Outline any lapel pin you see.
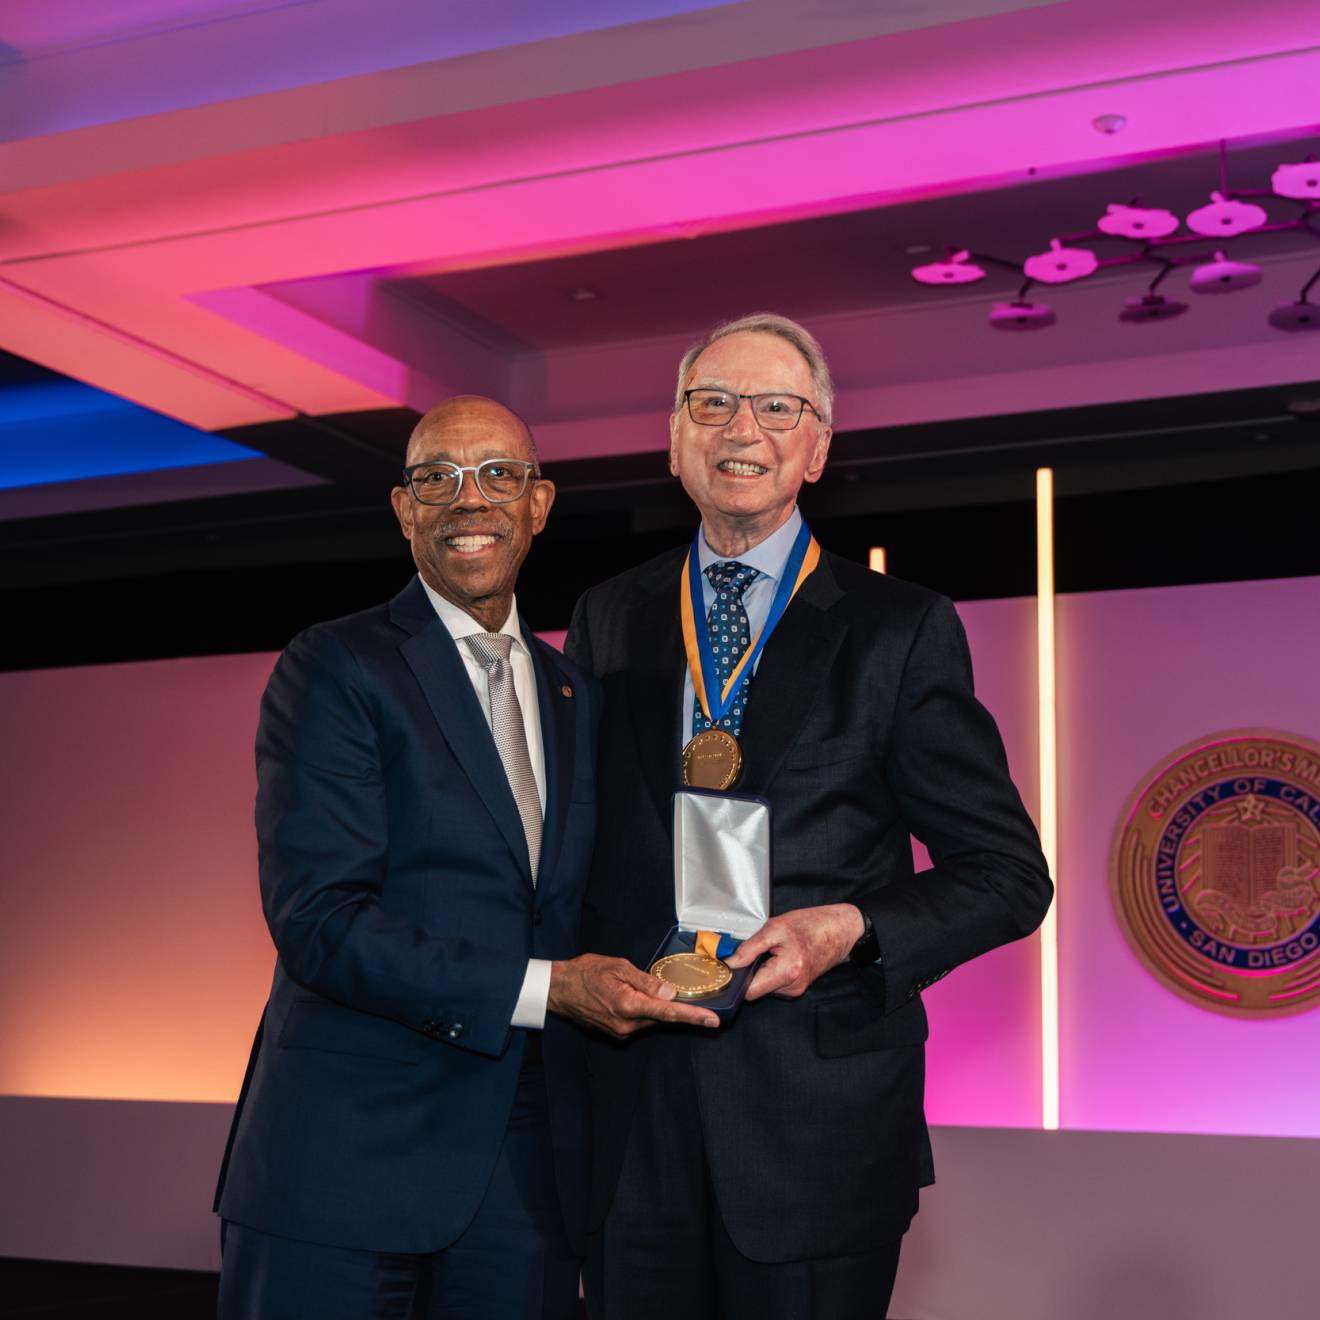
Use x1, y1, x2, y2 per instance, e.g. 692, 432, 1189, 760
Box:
561, 684, 573, 698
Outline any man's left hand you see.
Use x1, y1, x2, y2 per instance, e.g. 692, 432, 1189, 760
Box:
724, 903, 865, 1001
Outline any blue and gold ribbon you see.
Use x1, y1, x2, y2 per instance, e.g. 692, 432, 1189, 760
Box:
680, 520, 820, 728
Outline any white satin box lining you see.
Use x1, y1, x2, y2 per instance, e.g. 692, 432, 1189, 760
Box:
672, 789, 771, 940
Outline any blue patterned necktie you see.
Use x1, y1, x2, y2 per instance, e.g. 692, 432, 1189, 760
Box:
692, 560, 760, 739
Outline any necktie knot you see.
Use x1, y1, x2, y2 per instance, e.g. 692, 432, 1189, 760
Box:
705, 560, 758, 597
694, 561, 758, 740
463, 631, 515, 671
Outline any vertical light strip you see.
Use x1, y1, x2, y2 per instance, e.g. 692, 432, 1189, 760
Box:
868, 546, 888, 573
1036, 467, 1060, 1131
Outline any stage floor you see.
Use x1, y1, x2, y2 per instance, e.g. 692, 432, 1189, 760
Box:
0, 1257, 600, 1318
0, 1257, 219, 1318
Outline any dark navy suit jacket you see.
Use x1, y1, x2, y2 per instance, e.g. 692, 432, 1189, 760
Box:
215, 575, 598, 1254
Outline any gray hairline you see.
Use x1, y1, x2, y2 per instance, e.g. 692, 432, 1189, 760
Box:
671, 312, 834, 427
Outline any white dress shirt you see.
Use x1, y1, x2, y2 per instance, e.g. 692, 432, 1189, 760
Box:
420, 579, 552, 1030
681, 506, 804, 735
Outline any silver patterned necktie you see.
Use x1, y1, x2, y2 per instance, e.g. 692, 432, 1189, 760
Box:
463, 632, 542, 882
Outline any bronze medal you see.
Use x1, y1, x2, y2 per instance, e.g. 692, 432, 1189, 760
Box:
650, 951, 733, 1001
681, 728, 742, 790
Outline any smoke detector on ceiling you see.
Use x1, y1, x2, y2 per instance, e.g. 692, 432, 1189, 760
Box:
1092, 114, 1127, 135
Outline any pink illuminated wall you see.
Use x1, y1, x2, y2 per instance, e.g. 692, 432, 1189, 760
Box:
921, 597, 1043, 1129
0, 655, 276, 1103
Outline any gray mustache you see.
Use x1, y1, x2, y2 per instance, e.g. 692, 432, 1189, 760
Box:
434, 523, 509, 539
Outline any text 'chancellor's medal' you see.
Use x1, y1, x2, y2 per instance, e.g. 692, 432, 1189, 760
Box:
678, 520, 821, 788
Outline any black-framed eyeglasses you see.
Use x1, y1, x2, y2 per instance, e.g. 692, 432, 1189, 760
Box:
683, 389, 820, 431
402, 458, 541, 506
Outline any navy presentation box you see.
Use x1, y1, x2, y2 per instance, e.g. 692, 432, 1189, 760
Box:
649, 788, 772, 1025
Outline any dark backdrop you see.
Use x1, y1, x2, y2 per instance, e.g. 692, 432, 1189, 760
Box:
3, 383, 1317, 670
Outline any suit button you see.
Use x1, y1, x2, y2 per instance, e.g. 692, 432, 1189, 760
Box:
448, 1023, 464, 1039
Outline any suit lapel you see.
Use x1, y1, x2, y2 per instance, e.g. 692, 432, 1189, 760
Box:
391, 578, 533, 884
525, 626, 574, 895
735, 552, 848, 798
623, 548, 849, 818
626, 566, 687, 836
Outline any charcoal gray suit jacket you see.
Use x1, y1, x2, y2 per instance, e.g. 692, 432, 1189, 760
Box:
565, 544, 1051, 1261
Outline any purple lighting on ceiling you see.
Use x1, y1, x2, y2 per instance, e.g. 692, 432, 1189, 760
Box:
0, 0, 728, 138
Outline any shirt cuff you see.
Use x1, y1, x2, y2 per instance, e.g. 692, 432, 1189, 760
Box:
511, 958, 552, 1030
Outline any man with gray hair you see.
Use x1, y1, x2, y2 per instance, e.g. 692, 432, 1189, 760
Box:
566, 314, 1051, 1317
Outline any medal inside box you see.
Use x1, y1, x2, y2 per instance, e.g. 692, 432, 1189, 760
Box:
649, 788, 772, 1024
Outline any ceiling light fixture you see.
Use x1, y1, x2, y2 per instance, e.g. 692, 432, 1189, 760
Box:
989, 300, 1055, 331
1119, 293, 1188, 323
911, 249, 985, 284
1189, 251, 1261, 293
910, 140, 1320, 333
1267, 265, 1320, 332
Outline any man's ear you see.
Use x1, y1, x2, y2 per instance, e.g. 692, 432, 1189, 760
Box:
529, 479, 556, 535
803, 427, 832, 485
390, 486, 414, 539
668, 412, 682, 478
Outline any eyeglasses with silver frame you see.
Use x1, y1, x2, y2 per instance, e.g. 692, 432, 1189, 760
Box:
402, 458, 541, 506
683, 389, 820, 431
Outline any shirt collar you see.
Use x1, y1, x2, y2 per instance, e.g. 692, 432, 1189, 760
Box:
697, 506, 803, 585
419, 576, 525, 651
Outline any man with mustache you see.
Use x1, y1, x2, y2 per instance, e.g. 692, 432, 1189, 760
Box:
215, 397, 711, 1319
566, 316, 1052, 1319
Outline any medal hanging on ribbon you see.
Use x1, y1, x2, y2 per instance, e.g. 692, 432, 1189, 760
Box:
662, 520, 820, 997
679, 520, 820, 790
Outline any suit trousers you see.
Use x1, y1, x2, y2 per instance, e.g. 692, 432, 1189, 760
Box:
583, 1032, 902, 1320
218, 1040, 580, 1320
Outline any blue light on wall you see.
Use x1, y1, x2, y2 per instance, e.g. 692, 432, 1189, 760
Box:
0, 379, 262, 490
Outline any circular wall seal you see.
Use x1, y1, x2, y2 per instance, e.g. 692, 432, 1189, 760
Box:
1111, 730, 1320, 1017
